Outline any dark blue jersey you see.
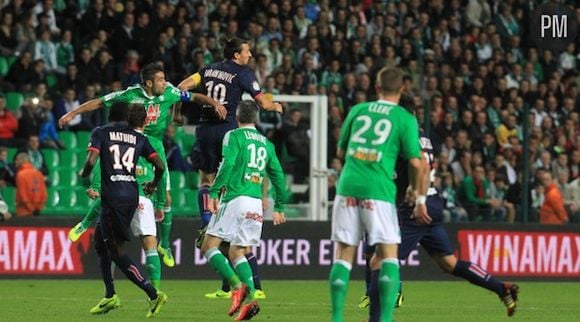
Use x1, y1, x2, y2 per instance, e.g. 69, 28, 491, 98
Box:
199, 60, 263, 124
395, 133, 444, 225
88, 123, 158, 208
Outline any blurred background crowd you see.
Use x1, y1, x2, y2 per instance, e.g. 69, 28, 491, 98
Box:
0, 0, 578, 224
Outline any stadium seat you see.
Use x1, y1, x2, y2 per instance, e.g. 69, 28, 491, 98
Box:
75, 187, 92, 215
59, 131, 78, 149
57, 168, 79, 187
170, 171, 186, 190
52, 187, 77, 216
184, 171, 199, 189
48, 169, 60, 187
1, 186, 16, 213
76, 131, 91, 150
172, 188, 198, 217
41, 149, 60, 170
0, 56, 8, 77
45, 188, 60, 208
5, 92, 24, 113
175, 133, 196, 155
59, 149, 79, 168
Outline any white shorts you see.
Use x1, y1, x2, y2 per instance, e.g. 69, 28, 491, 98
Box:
206, 196, 263, 247
331, 195, 400, 246
131, 196, 156, 237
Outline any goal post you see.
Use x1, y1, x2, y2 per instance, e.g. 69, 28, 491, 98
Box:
244, 93, 329, 221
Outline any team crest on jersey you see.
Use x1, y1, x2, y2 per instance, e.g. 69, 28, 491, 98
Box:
145, 104, 160, 125
252, 81, 260, 91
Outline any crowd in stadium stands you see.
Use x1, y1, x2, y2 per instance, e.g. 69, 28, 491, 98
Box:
0, 0, 579, 224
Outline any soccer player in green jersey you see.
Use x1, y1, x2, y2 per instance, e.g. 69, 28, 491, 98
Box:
329, 67, 430, 322
59, 63, 226, 268
200, 101, 286, 321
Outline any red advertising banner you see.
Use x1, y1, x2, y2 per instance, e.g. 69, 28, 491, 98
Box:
0, 226, 94, 275
457, 230, 580, 277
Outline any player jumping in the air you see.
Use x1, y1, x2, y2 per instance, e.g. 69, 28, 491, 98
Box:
178, 36, 282, 299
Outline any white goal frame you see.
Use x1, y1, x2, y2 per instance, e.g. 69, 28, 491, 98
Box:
244, 94, 329, 221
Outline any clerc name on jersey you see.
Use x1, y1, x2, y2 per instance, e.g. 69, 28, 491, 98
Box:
243, 131, 266, 143
204, 69, 236, 83
368, 103, 394, 115
109, 132, 137, 145
110, 174, 136, 182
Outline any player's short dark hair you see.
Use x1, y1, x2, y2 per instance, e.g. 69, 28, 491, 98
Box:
376, 67, 403, 95
128, 104, 147, 128
109, 102, 129, 122
399, 94, 415, 114
236, 100, 258, 124
140, 63, 164, 84
219, 35, 247, 59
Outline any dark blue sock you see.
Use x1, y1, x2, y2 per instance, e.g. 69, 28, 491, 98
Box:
114, 254, 158, 300
368, 269, 380, 322
221, 278, 231, 292
246, 252, 261, 290
453, 260, 504, 295
364, 254, 372, 295
98, 255, 115, 298
198, 185, 212, 228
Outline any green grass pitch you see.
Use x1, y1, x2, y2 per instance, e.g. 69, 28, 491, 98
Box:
0, 280, 578, 321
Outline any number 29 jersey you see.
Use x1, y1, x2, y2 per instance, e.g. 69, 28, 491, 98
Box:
88, 123, 158, 208
337, 100, 421, 203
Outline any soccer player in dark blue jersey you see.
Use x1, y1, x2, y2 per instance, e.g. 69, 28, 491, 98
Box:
365, 104, 520, 322
80, 102, 168, 318
178, 36, 282, 299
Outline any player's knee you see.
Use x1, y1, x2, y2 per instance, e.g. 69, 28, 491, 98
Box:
437, 255, 457, 273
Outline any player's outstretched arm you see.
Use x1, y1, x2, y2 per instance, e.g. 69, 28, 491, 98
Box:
58, 98, 103, 128
191, 93, 227, 120
177, 72, 202, 91
255, 94, 283, 113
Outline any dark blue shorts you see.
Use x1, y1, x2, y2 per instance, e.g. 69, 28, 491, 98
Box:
98, 205, 137, 242
398, 223, 454, 260
192, 123, 237, 173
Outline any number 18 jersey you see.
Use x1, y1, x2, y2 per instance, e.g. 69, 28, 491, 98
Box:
209, 126, 286, 212
337, 100, 421, 203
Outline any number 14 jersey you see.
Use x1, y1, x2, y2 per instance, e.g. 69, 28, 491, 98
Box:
88, 123, 158, 207
337, 100, 421, 203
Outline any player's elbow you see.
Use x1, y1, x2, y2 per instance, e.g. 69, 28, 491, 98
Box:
408, 158, 422, 171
